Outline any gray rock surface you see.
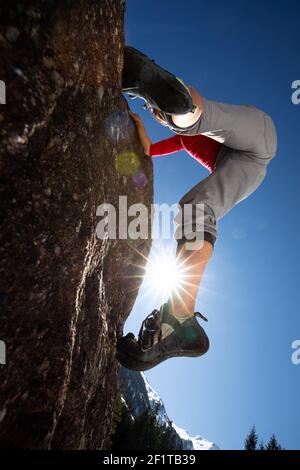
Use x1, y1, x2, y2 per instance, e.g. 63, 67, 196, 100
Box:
0, 0, 153, 449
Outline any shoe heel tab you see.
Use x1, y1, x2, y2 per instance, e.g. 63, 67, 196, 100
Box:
194, 311, 208, 322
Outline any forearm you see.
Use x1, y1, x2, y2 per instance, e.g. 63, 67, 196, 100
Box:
136, 124, 152, 156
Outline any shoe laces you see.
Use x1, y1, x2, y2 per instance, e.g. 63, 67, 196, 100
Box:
138, 308, 162, 350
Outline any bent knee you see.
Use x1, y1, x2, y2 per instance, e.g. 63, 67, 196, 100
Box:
252, 110, 277, 162
263, 112, 277, 158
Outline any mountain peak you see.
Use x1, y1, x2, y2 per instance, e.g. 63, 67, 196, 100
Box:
118, 366, 219, 450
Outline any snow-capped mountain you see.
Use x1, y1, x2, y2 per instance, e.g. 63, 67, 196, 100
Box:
118, 367, 219, 450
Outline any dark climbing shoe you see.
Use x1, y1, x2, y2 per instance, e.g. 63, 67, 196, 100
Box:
122, 45, 195, 115
116, 304, 209, 371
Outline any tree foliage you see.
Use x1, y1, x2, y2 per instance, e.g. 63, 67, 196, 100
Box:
244, 425, 258, 450
244, 426, 284, 450
109, 394, 182, 450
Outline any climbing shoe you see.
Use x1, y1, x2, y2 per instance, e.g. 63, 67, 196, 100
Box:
122, 45, 195, 115
116, 303, 209, 371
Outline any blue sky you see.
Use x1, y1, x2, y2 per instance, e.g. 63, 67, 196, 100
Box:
123, 0, 300, 449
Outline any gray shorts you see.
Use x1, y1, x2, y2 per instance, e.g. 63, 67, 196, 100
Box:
171, 98, 278, 246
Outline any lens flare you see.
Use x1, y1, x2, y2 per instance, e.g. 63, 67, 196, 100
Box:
131, 171, 148, 187
123, 241, 209, 313
143, 244, 187, 300
115, 151, 141, 176
104, 109, 132, 141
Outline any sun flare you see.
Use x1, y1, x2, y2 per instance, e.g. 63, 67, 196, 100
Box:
143, 245, 186, 300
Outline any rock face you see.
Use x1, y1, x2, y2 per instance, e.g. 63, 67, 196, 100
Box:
118, 367, 219, 450
0, 1, 153, 449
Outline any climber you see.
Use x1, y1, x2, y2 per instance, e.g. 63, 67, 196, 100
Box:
117, 46, 277, 371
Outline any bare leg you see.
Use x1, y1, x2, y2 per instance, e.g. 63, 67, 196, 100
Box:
167, 240, 213, 317
167, 87, 212, 317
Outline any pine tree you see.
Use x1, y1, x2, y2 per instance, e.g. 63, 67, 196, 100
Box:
244, 425, 258, 450
265, 434, 283, 450
109, 394, 134, 450
258, 439, 265, 450
109, 398, 182, 450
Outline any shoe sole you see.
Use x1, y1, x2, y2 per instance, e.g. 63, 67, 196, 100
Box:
116, 337, 209, 372
123, 46, 194, 114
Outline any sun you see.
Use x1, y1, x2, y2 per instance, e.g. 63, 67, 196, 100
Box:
125, 241, 202, 311
143, 244, 187, 300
